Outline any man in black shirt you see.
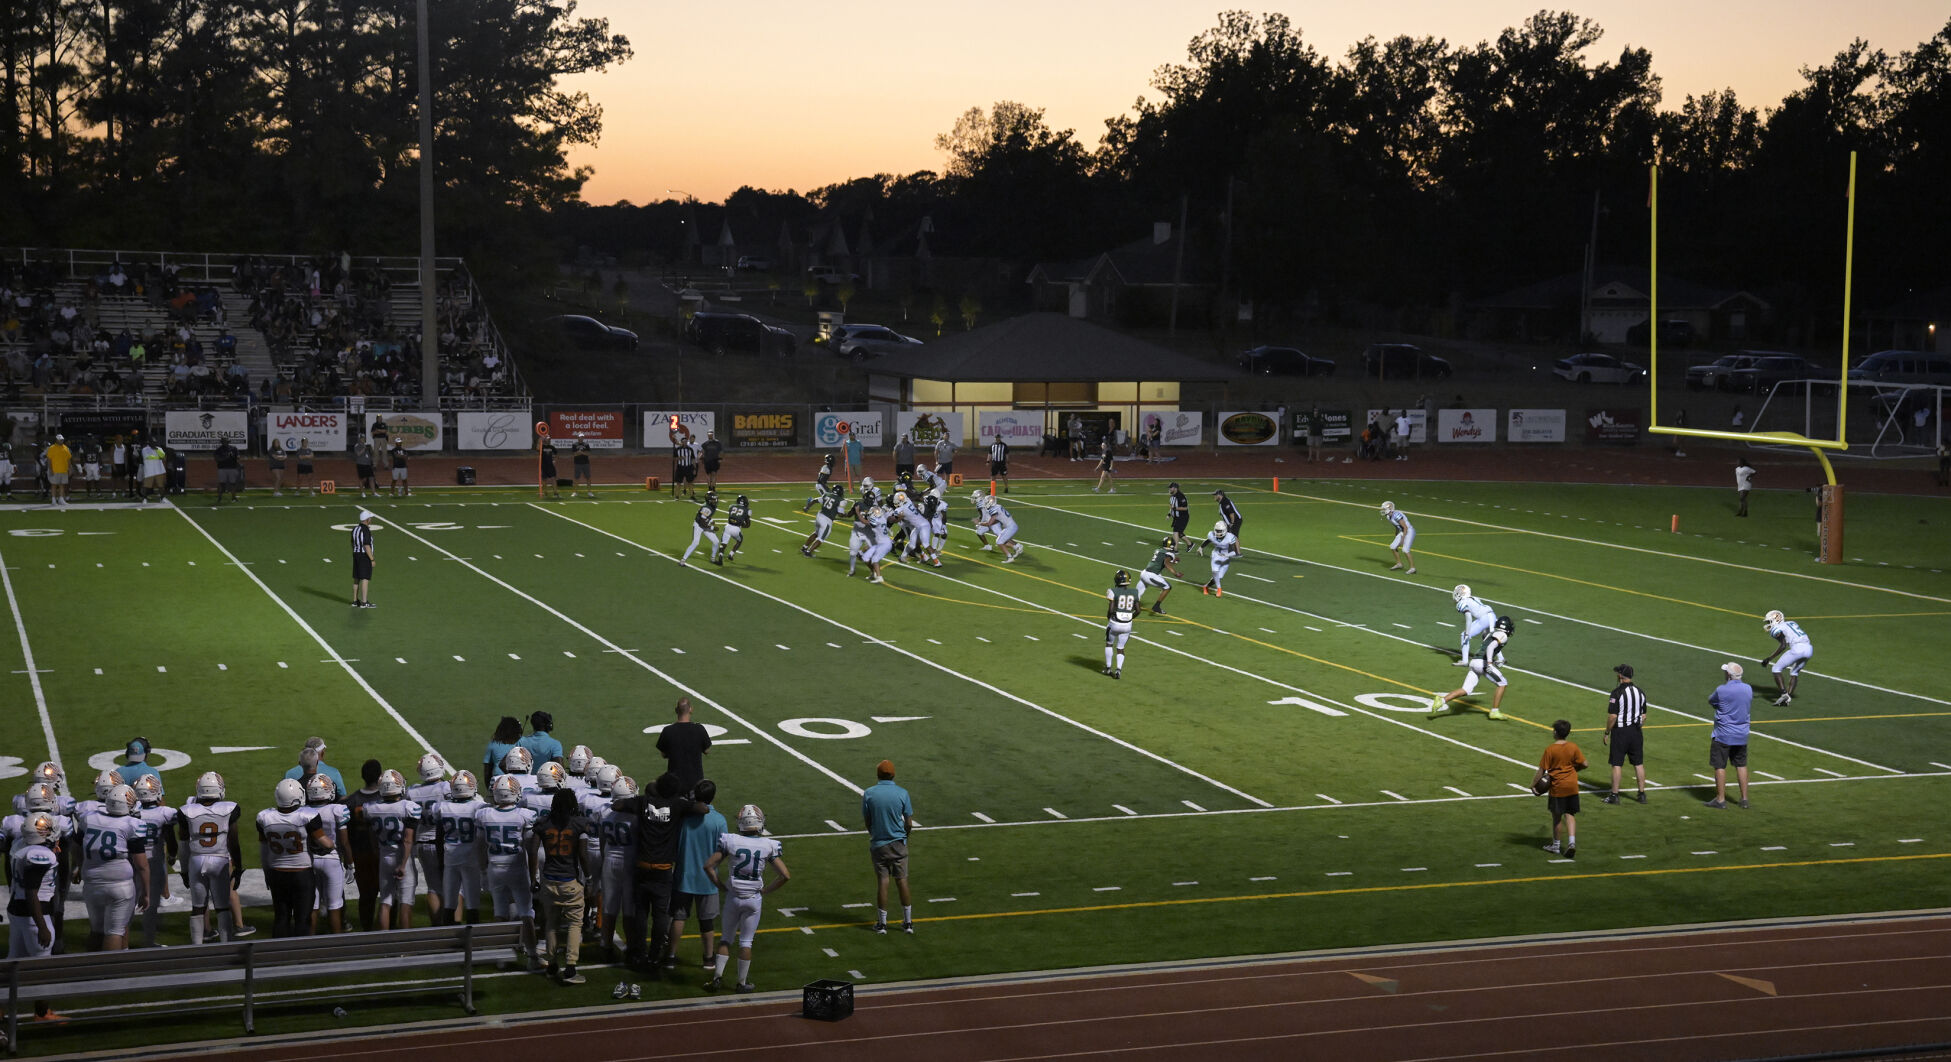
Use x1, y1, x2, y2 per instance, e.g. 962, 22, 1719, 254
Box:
672, 439, 698, 499
699, 431, 723, 493
656, 697, 711, 788
350, 510, 376, 608
987, 432, 1010, 493
571, 433, 593, 497
610, 774, 707, 974
1213, 490, 1243, 549
213, 437, 243, 503
1602, 664, 1650, 804
1168, 483, 1191, 548
540, 438, 561, 499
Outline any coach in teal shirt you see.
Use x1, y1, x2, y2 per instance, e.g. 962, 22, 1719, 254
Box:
861, 759, 915, 934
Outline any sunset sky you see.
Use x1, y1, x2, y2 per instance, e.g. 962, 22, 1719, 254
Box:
560, 2, 1947, 205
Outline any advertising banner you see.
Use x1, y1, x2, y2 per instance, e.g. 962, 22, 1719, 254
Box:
1291, 409, 1354, 441
1216, 410, 1282, 446
729, 410, 797, 449
811, 410, 885, 449
1434, 408, 1497, 443
894, 411, 965, 447
366, 411, 442, 453
57, 409, 146, 441
548, 408, 624, 449
1585, 408, 1642, 445
975, 410, 1048, 448
267, 410, 346, 452
164, 410, 248, 451
1138, 410, 1204, 447
1507, 408, 1568, 443
642, 410, 717, 450
454, 410, 535, 451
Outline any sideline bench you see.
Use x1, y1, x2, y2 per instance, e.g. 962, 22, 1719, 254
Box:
2, 921, 524, 1052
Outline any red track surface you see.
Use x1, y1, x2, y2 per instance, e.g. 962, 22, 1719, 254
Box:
153, 914, 1951, 1062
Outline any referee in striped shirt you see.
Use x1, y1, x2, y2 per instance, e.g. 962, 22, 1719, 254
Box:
1602, 664, 1648, 803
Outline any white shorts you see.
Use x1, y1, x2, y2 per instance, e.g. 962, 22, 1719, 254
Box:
724, 891, 764, 948
84, 877, 137, 935
1462, 613, 1494, 642
1462, 657, 1507, 692
1210, 557, 1232, 582
392, 466, 409, 481
813, 515, 833, 540
442, 860, 483, 911
1139, 570, 1170, 592
993, 519, 1018, 547
1772, 643, 1813, 677
0, 460, 12, 480
1390, 528, 1415, 550
375, 848, 416, 906
600, 860, 634, 917
312, 855, 347, 911
487, 862, 532, 919
187, 855, 234, 910
865, 538, 894, 564
1105, 621, 1131, 649
82, 462, 101, 480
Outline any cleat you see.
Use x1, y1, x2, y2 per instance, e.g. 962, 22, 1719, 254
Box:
1452, 659, 1470, 666
705, 976, 722, 991
1565, 844, 1576, 859
902, 921, 914, 935
1485, 709, 1505, 720
735, 982, 756, 993
1637, 791, 1647, 804
1150, 603, 1163, 615
1706, 798, 1726, 809
1541, 842, 1559, 853
561, 967, 586, 985
873, 921, 887, 935
1215, 588, 1222, 597
1407, 567, 1416, 574
1388, 563, 1402, 571
1773, 694, 1792, 706
628, 983, 641, 1001
1739, 798, 1750, 809
1427, 695, 1449, 718
1600, 793, 1619, 805
1109, 669, 1120, 680
613, 982, 628, 999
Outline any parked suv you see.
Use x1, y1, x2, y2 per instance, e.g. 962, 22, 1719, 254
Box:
1240, 345, 1335, 377
1361, 343, 1451, 379
1849, 349, 1951, 385
1685, 353, 1762, 391
830, 323, 922, 362
684, 312, 796, 357
1724, 354, 1825, 395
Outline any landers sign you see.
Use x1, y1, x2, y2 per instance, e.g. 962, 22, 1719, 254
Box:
268, 410, 347, 451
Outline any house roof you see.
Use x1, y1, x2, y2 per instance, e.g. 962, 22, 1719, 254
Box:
867, 313, 1233, 383
1027, 233, 1213, 288
1472, 267, 1764, 311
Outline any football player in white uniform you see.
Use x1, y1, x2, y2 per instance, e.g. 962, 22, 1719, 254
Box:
1430, 616, 1514, 720
893, 490, 933, 563
973, 491, 1024, 562
524, 761, 568, 816
474, 774, 540, 966
862, 504, 895, 584
564, 745, 595, 795
432, 770, 488, 925
78, 783, 149, 951
76, 768, 124, 822
1104, 570, 1138, 679
1380, 500, 1417, 574
361, 769, 420, 930
8, 813, 62, 959
130, 775, 179, 948
1202, 520, 1238, 596
678, 496, 723, 567
11, 762, 72, 816
178, 771, 242, 944
702, 803, 788, 994
305, 774, 355, 934
1453, 585, 1497, 665
407, 752, 452, 925
1759, 610, 1814, 705
592, 771, 636, 961
501, 746, 539, 796
258, 778, 333, 938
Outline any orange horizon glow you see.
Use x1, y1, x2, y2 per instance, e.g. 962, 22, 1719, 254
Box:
560, 1, 1947, 205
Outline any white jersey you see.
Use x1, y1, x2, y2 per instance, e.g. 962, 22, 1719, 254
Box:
716, 831, 782, 898
1767, 618, 1811, 649
432, 797, 489, 863
361, 798, 420, 854
596, 803, 637, 869
407, 781, 450, 848
1457, 596, 1494, 624
11, 791, 76, 817
179, 800, 239, 862
134, 804, 179, 869
75, 811, 147, 884
256, 807, 325, 871
308, 803, 351, 856
1206, 529, 1238, 560
9, 843, 60, 905
473, 804, 536, 868
504, 771, 540, 797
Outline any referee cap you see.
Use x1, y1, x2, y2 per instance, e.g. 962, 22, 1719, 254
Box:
1613, 664, 1634, 679
358, 510, 375, 521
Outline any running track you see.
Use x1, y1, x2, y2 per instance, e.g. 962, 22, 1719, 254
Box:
136, 912, 1951, 1062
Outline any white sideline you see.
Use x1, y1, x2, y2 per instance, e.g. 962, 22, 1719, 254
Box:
0, 545, 62, 768
381, 518, 863, 797
172, 504, 440, 756
529, 504, 1271, 808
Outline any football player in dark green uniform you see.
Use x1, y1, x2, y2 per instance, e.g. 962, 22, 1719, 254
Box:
723, 494, 752, 561
1103, 570, 1138, 678
1137, 537, 1184, 615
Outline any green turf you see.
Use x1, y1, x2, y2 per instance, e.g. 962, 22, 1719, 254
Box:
3, 476, 1947, 1055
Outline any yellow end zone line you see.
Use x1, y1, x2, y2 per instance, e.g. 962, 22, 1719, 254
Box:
1338, 535, 1756, 618
763, 850, 1951, 936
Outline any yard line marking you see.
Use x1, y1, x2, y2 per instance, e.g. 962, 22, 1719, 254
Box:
507, 653, 520, 660
841, 902, 870, 908
824, 820, 847, 832
393, 514, 865, 798
451, 655, 464, 662
1071, 632, 1087, 639
1044, 807, 1067, 819
975, 636, 991, 643
170, 506, 440, 758
396, 657, 407, 664
1392, 622, 1413, 629
1762, 846, 1788, 851
1620, 854, 1647, 860
556, 511, 1273, 810
1444, 786, 1472, 797
1113, 805, 1136, 816
971, 812, 994, 823
1756, 770, 1785, 780
0, 546, 61, 767
94, 668, 103, 675
1011, 892, 1040, 897
1249, 876, 1277, 882
671, 648, 685, 654
1695, 773, 1716, 782
1381, 790, 1408, 801
1092, 886, 1121, 892
1259, 627, 1277, 634
1508, 783, 1532, 792
1173, 881, 1198, 887
1693, 850, 1718, 855
848, 969, 864, 980
1315, 794, 1342, 805
1436, 621, 1456, 628
1401, 868, 1427, 872
1830, 842, 1855, 847
1522, 617, 1543, 624
563, 651, 575, 658
1024, 634, 1039, 641
1475, 863, 1502, 868
1900, 838, 1923, 844
821, 948, 838, 958
1814, 768, 1847, 778
1326, 871, 1352, 876
1934, 763, 1951, 771
724, 645, 739, 652
828, 642, 843, 648
1235, 573, 1273, 583
927, 638, 942, 645
1305, 626, 1322, 632
1181, 800, 1206, 812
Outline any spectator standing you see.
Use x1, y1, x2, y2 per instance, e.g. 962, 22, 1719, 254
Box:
1146, 420, 1163, 462
268, 438, 287, 495
1671, 408, 1688, 457
539, 437, 561, 499
1093, 439, 1116, 493
282, 737, 346, 797
294, 438, 315, 494
116, 737, 163, 796
699, 430, 723, 493
1067, 413, 1085, 460
109, 435, 129, 495
843, 430, 863, 483
1938, 443, 1948, 488
1707, 662, 1753, 809
862, 759, 914, 935
1395, 410, 1414, 461
1730, 405, 1745, 430
671, 779, 728, 970
1735, 458, 1756, 517
535, 789, 594, 984
933, 434, 954, 480
1305, 406, 1324, 462
518, 710, 564, 766
213, 436, 243, 503
656, 697, 711, 789
1533, 720, 1587, 858
484, 716, 523, 780
894, 433, 916, 481
350, 510, 376, 608
139, 439, 167, 502
1601, 664, 1649, 804
987, 432, 1010, 493
571, 433, 593, 497
44, 433, 72, 506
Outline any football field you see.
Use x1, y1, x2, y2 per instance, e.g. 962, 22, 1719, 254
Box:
4, 474, 1949, 1047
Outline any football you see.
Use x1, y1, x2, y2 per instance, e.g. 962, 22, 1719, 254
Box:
1531, 775, 1551, 796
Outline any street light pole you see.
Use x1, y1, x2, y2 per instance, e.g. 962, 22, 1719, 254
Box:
415, 0, 439, 412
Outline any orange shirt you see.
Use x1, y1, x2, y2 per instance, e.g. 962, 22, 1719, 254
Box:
45, 443, 72, 476
1540, 741, 1586, 797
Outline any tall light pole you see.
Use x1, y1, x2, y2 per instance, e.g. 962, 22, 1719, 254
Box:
416, 0, 439, 411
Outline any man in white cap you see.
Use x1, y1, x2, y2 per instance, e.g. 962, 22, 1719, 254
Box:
45, 432, 73, 506
351, 510, 377, 608
1706, 662, 1753, 809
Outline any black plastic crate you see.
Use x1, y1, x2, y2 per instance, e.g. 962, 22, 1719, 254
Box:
455, 466, 475, 485
802, 979, 853, 1021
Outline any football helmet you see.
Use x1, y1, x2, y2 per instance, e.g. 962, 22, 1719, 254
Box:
567, 745, 593, 775
1764, 609, 1785, 625
32, 761, 63, 791
21, 812, 58, 845
133, 774, 164, 806
1213, 520, 1228, 536
1494, 615, 1515, 634
449, 770, 479, 802
611, 775, 639, 799
1380, 500, 1395, 516
736, 494, 747, 506
586, 756, 610, 784
1454, 584, 1472, 602
378, 769, 407, 799
894, 490, 909, 506
23, 781, 57, 813
1161, 536, 1175, 548
502, 746, 534, 774
195, 771, 226, 801
274, 778, 306, 810
822, 453, 833, 465
1114, 569, 1131, 587
105, 784, 137, 816
592, 763, 621, 795
490, 774, 521, 808
306, 774, 337, 805
736, 803, 765, 833
94, 769, 125, 801
417, 752, 448, 783
537, 762, 567, 790
861, 476, 874, 491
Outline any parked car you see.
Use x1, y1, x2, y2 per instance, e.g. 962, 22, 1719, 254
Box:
1362, 343, 1451, 379
805, 265, 859, 285
1849, 349, 1951, 385
1685, 353, 1761, 391
1240, 345, 1335, 377
735, 255, 773, 272
829, 323, 922, 362
543, 314, 638, 351
1552, 352, 1645, 384
1724, 354, 1825, 395
684, 312, 796, 357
